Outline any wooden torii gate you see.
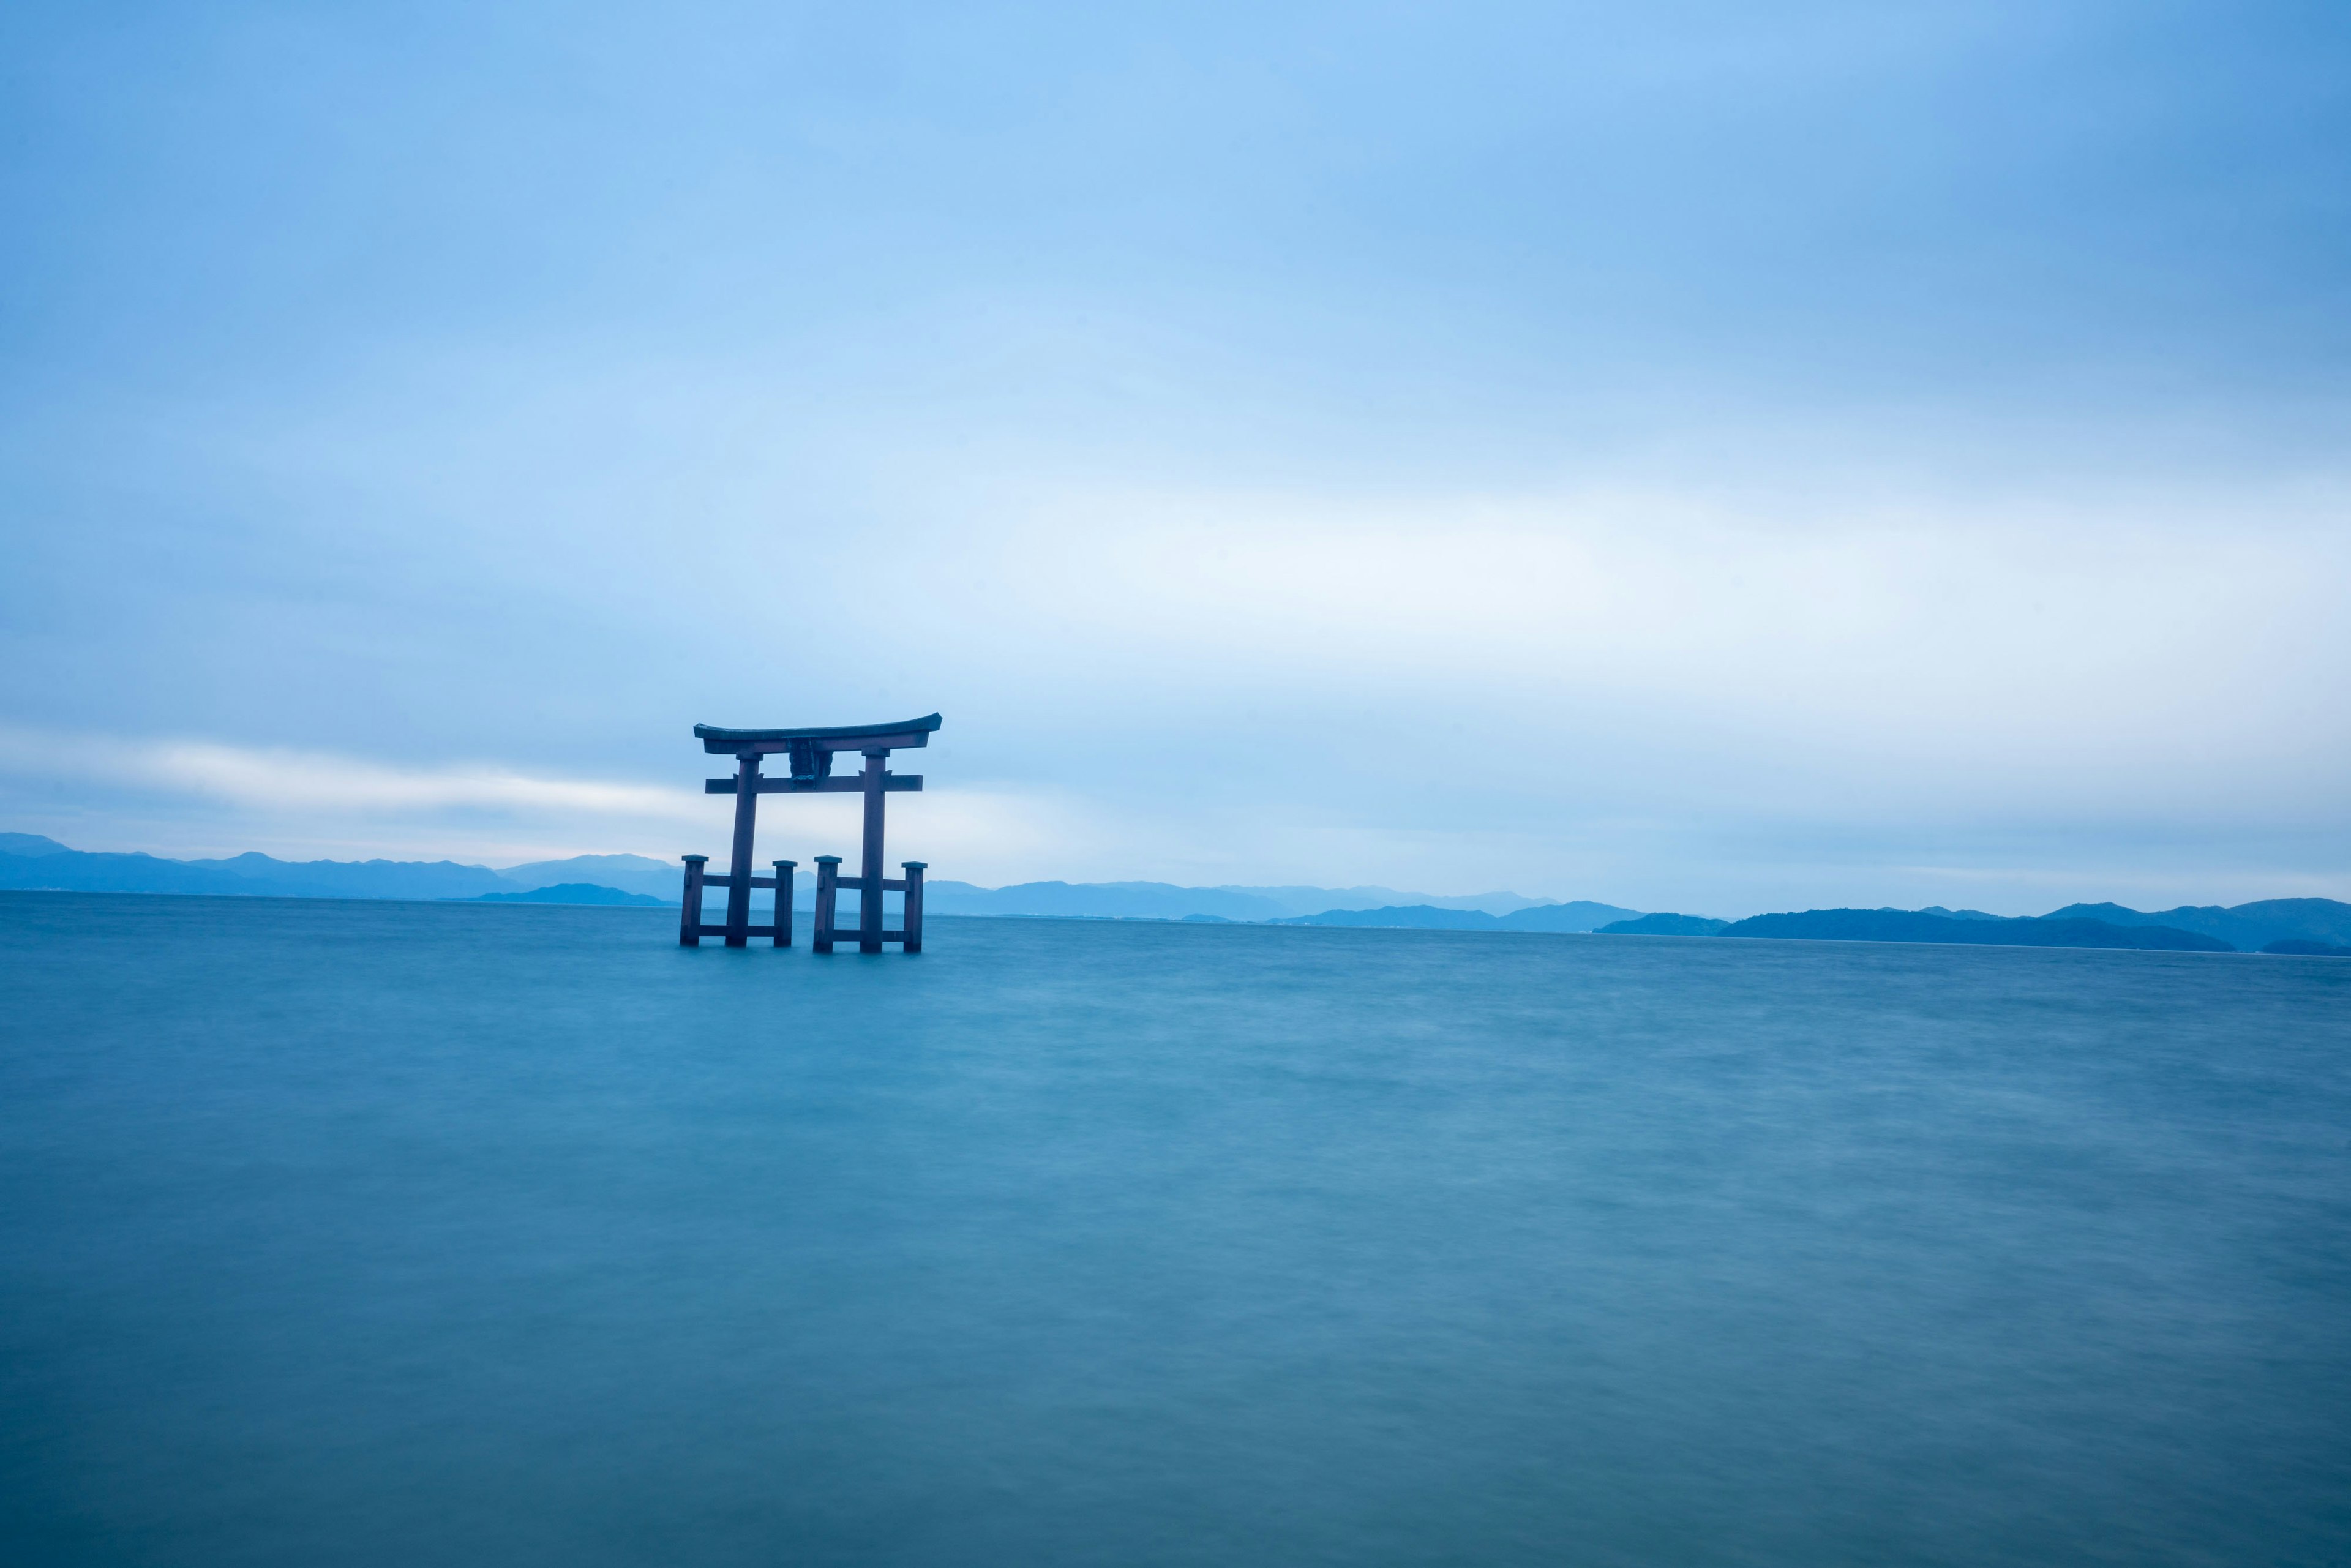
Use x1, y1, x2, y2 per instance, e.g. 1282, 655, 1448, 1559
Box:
678, 713, 941, 953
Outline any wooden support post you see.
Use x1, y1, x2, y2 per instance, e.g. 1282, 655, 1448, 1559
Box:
724, 752, 760, 947
812, 856, 841, 954
772, 861, 795, 947
859, 748, 887, 955
902, 861, 925, 954
679, 855, 708, 947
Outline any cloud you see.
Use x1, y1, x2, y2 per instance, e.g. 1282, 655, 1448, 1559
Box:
6, 2, 2348, 909
0, 725, 699, 820
927, 478, 2351, 794
0, 722, 1089, 881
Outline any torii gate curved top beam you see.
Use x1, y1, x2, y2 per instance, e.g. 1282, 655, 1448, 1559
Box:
693, 713, 942, 751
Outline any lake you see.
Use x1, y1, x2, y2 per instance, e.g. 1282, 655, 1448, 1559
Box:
2, 891, 2347, 1566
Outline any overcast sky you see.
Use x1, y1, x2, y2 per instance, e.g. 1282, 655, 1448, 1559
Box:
3, 1, 2347, 915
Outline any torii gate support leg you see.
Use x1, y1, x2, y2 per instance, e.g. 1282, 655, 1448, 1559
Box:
860, 748, 887, 954
724, 752, 760, 947
678, 855, 708, 947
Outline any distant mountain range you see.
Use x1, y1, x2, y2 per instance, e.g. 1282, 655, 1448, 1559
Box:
1717, 909, 2229, 951
1268, 901, 1641, 933
4, 832, 2347, 955
0, 836, 1567, 920
1588, 901, 2351, 953
1599, 913, 1730, 936
919, 881, 1563, 920
463, 883, 669, 907
0, 834, 683, 902
1272, 904, 2321, 951
2037, 899, 2351, 951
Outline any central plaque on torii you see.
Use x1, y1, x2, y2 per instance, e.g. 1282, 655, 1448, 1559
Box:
678, 713, 941, 953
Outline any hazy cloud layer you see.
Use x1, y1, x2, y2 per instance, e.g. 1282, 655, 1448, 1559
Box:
3, 2, 2346, 915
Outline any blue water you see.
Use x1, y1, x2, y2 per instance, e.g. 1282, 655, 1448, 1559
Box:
2, 893, 2348, 1566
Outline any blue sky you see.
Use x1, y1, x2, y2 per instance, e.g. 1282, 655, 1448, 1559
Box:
2, 1, 2347, 915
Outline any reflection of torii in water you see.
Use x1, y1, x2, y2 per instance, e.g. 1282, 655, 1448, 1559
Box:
678, 713, 942, 953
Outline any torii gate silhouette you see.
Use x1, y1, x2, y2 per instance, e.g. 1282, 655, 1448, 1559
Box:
678, 713, 941, 953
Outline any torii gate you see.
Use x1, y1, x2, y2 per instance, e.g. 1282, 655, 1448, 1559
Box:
678, 713, 941, 953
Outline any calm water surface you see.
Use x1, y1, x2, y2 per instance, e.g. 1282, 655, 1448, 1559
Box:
2, 892, 2347, 1566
